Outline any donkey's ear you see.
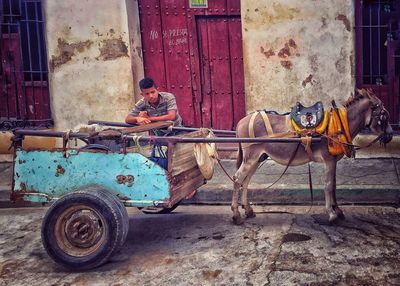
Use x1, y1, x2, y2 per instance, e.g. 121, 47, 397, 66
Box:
356, 88, 363, 96
365, 88, 376, 99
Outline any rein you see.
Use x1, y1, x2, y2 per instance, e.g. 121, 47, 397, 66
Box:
317, 131, 382, 151
217, 141, 302, 189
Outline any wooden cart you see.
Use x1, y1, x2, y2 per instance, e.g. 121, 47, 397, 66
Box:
10, 122, 319, 270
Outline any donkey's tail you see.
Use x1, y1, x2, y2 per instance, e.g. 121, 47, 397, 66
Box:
236, 143, 243, 169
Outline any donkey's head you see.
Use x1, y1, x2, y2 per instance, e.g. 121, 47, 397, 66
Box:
356, 89, 393, 144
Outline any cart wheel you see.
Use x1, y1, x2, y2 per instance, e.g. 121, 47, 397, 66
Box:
41, 189, 129, 270
140, 201, 181, 214
76, 188, 129, 250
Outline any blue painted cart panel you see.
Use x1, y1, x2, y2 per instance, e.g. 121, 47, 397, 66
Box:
13, 149, 170, 206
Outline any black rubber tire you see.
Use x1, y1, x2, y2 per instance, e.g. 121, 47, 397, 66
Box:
140, 201, 181, 214
41, 189, 128, 270
76, 188, 129, 251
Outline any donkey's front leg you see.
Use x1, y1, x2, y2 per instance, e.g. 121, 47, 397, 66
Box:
232, 158, 259, 224
241, 162, 260, 219
324, 159, 340, 222
232, 180, 243, 225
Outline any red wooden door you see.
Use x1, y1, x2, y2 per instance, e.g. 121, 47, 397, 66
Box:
1, 33, 24, 120
138, 0, 245, 129
197, 16, 245, 130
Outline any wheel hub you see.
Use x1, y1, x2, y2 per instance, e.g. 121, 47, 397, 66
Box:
64, 210, 103, 248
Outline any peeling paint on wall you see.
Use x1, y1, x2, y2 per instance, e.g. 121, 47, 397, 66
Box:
335, 14, 351, 32
98, 37, 129, 61
280, 60, 293, 70
260, 47, 275, 58
302, 74, 314, 88
44, 0, 136, 132
49, 38, 93, 72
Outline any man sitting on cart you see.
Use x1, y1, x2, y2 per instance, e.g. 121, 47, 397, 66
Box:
125, 77, 183, 135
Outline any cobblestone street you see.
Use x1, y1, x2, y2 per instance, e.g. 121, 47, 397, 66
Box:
1, 205, 400, 286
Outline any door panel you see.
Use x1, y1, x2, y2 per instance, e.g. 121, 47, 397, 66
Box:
197, 18, 212, 128
1, 33, 22, 119
138, 0, 166, 89
197, 16, 245, 130
160, 0, 195, 126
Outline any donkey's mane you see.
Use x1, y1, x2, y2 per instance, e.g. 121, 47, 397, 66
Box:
344, 88, 376, 108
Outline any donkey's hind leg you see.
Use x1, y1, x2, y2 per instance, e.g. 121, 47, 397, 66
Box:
232, 180, 242, 225
232, 155, 260, 225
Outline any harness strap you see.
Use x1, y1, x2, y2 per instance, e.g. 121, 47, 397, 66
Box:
301, 135, 313, 160
261, 142, 301, 190
249, 112, 258, 138
260, 111, 273, 135
306, 162, 314, 214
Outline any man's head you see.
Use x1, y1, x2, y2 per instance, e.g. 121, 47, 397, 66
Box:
139, 77, 159, 105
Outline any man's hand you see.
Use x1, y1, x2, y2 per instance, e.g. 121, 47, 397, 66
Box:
137, 116, 151, 125
139, 111, 149, 118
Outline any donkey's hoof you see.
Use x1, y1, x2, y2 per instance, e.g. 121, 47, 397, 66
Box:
328, 212, 338, 223
334, 208, 345, 220
337, 211, 345, 220
245, 209, 256, 219
232, 215, 244, 225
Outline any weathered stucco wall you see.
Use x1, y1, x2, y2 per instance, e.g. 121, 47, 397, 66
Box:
44, 0, 140, 131
242, 0, 355, 113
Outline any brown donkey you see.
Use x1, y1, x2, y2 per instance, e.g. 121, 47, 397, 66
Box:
232, 89, 393, 225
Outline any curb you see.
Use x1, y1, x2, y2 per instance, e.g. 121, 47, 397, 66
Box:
186, 184, 400, 206
1, 186, 399, 208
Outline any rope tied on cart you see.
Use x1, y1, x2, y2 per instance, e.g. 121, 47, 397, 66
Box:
62, 130, 74, 157
131, 135, 142, 147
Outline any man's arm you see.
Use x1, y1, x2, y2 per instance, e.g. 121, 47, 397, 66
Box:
146, 110, 176, 122
125, 99, 152, 124
125, 110, 176, 125
125, 113, 151, 125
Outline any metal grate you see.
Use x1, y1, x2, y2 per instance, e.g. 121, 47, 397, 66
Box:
361, 0, 392, 85
0, 0, 52, 130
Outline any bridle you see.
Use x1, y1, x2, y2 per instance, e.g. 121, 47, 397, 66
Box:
364, 98, 392, 146
365, 101, 390, 130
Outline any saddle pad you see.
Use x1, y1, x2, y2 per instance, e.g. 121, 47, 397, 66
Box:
327, 108, 353, 157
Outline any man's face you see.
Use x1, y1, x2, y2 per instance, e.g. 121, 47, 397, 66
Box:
141, 86, 159, 105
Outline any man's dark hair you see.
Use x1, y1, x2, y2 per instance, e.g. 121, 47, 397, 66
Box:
139, 77, 157, 90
